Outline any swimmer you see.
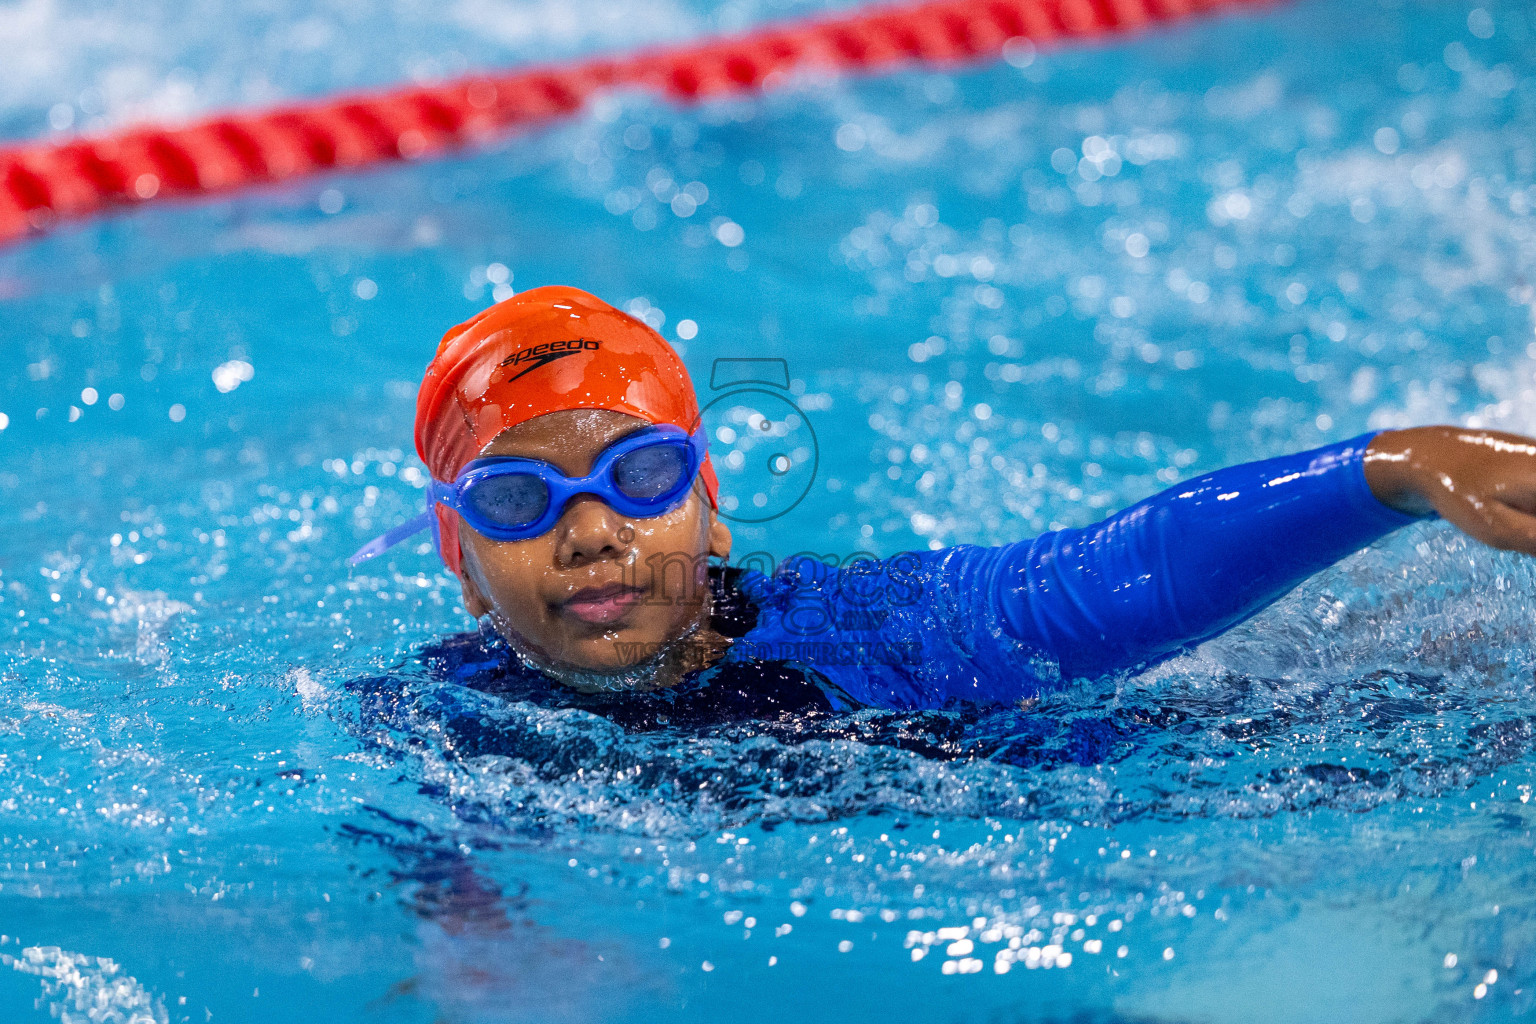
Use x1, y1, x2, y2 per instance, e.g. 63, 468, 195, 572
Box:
354, 285, 1536, 710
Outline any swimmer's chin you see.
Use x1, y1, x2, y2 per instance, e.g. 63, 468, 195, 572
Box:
492, 620, 686, 693
523, 646, 681, 694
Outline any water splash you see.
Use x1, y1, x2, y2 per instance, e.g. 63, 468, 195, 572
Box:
3, 945, 169, 1024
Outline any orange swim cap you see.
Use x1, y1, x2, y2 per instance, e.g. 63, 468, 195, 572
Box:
415, 285, 718, 574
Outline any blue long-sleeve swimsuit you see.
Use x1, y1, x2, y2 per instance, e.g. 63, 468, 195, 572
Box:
708, 432, 1423, 710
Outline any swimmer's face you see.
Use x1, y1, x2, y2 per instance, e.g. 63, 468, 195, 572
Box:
455, 409, 732, 674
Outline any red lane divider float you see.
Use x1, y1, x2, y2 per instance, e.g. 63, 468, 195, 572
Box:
0, 0, 1271, 246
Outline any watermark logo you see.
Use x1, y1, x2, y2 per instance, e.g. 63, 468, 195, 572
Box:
700, 358, 818, 524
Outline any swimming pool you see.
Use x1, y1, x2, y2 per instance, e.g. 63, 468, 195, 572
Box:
4, 0, 1536, 1019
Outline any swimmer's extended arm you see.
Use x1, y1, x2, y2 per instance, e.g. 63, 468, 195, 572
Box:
973, 426, 1536, 681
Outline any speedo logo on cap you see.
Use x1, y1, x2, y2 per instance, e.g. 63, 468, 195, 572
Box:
499, 338, 600, 382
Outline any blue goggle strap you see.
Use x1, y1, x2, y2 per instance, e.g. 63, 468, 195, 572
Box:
348, 506, 434, 566
349, 478, 447, 566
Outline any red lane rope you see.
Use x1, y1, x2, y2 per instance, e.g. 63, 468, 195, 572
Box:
0, 0, 1271, 246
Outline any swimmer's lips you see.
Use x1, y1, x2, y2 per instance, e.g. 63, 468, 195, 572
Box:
557, 583, 647, 626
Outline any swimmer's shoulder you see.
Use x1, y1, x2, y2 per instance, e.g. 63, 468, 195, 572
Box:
387, 627, 553, 700
418, 628, 508, 681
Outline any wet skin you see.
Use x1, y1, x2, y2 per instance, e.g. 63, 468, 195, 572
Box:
455, 409, 732, 687
1365, 426, 1536, 555
456, 414, 1536, 687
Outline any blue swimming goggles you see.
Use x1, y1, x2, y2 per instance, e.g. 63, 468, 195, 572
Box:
349, 424, 708, 565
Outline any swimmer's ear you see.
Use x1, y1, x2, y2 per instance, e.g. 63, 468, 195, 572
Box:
708, 510, 732, 561
455, 525, 492, 618
460, 570, 491, 619
694, 478, 732, 561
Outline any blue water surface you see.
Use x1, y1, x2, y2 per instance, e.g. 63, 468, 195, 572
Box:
5, 0, 1536, 1020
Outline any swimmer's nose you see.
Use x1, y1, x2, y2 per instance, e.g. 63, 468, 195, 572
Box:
553, 495, 631, 568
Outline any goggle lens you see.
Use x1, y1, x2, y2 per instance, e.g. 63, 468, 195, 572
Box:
612, 442, 690, 501
462, 472, 550, 529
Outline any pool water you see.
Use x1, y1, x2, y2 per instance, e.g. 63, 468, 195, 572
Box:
5, 0, 1536, 1020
